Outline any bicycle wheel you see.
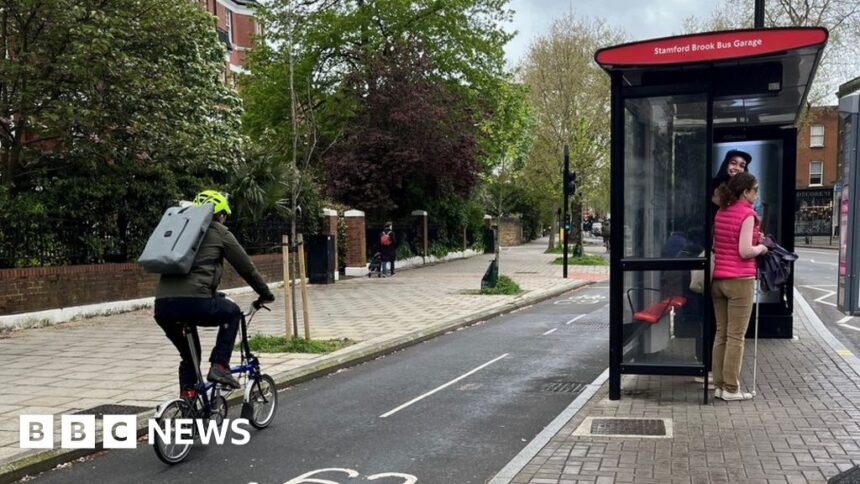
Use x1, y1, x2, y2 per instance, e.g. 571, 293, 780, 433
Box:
152, 400, 194, 464
209, 395, 228, 426
247, 374, 277, 429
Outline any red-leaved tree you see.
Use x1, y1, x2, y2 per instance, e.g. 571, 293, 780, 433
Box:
325, 41, 479, 216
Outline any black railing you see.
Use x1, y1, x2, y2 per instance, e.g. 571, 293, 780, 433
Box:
0, 217, 294, 269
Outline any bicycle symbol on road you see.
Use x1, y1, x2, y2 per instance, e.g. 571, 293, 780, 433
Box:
254, 468, 418, 484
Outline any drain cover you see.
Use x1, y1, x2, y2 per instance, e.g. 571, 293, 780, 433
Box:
74, 404, 151, 418
541, 382, 586, 393
573, 417, 672, 438
829, 465, 860, 483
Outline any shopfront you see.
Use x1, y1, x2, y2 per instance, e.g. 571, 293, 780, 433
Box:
595, 27, 828, 402
795, 187, 834, 236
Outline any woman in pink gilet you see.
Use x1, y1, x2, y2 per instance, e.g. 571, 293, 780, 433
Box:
711, 172, 768, 401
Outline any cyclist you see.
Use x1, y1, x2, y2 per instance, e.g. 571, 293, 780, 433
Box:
154, 190, 275, 396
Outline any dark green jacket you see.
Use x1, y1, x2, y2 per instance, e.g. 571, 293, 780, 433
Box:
156, 221, 270, 299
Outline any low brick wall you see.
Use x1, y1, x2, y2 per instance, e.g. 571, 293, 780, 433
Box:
0, 254, 284, 316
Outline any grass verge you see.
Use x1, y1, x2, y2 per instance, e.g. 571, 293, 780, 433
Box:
480, 275, 523, 295
552, 254, 607, 266
245, 335, 356, 353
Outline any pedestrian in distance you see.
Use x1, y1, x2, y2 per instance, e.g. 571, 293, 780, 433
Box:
711, 173, 768, 401
379, 221, 396, 277
153, 190, 275, 397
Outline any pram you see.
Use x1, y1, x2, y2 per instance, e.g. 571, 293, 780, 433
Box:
367, 252, 382, 277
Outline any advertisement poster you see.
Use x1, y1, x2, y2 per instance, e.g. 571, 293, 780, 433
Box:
713, 140, 783, 303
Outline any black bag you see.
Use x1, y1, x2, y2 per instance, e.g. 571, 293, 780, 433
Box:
756, 235, 797, 293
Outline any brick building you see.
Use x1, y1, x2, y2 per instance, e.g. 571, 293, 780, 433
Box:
197, 0, 260, 84
796, 105, 839, 236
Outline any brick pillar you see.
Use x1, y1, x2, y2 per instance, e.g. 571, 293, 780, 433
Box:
344, 209, 367, 276
411, 210, 428, 259
321, 208, 339, 280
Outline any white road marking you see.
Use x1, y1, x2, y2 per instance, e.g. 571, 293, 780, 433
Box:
379, 353, 509, 418
801, 285, 838, 307
565, 315, 586, 325
801, 285, 837, 291
796, 249, 838, 256
838, 316, 853, 324
839, 324, 860, 333
542, 328, 558, 336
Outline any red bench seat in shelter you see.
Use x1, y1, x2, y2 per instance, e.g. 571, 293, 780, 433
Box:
633, 296, 687, 324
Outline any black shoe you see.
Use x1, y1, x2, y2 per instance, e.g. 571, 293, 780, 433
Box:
207, 364, 240, 389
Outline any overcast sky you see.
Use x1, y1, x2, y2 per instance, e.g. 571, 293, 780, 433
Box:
504, 0, 714, 68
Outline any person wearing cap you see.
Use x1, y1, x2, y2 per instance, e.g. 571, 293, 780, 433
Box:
153, 190, 275, 397
712, 150, 764, 223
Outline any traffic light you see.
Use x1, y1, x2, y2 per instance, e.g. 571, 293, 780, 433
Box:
564, 170, 576, 197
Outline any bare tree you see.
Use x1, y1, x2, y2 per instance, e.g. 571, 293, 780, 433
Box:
683, 0, 860, 105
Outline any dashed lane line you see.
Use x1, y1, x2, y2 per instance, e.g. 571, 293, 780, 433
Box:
379, 353, 509, 418
565, 315, 586, 325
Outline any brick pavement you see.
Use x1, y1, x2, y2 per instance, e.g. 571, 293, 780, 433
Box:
0, 240, 607, 474
503, 291, 860, 484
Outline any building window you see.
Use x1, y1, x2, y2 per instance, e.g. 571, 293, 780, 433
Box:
810, 124, 824, 147
809, 161, 823, 186
225, 9, 233, 43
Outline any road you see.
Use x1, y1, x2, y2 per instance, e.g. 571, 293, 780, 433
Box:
28, 285, 610, 484
793, 247, 860, 352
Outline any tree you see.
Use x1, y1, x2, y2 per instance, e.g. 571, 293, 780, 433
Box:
0, 0, 245, 266
683, 0, 860, 105
241, 0, 515, 205
518, 12, 624, 250
324, 41, 479, 218
478, 80, 533, 263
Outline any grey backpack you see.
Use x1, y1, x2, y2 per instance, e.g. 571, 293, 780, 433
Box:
139, 204, 213, 274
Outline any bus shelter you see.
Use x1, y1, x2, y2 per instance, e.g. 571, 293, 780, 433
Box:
595, 28, 828, 402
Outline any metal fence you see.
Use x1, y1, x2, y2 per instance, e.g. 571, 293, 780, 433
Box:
0, 217, 293, 269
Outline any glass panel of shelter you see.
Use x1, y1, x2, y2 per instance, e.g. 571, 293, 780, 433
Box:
621, 93, 708, 367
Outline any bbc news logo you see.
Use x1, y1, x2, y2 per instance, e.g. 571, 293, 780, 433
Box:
20, 415, 251, 449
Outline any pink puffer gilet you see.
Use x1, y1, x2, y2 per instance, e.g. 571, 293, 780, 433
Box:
713, 199, 759, 279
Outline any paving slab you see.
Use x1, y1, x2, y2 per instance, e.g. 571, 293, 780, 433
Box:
495, 289, 860, 484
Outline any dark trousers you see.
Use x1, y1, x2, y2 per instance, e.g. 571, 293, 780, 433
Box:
154, 296, 242, 389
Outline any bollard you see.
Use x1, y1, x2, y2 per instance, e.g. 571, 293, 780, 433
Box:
281, 235, 293, 339
297, 234, 311, 339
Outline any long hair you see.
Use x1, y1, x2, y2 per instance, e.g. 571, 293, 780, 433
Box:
715, 150, 752, 179
717, 172, 757, 209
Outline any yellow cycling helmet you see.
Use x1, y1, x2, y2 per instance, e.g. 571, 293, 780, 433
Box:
192, 190, 232, 215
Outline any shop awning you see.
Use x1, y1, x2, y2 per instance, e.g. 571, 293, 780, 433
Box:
594, 28, 828, 128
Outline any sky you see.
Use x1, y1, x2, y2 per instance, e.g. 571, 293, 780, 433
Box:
503, 0, 714, 68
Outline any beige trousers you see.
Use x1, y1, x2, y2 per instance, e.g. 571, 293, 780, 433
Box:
711, 278, 755, 393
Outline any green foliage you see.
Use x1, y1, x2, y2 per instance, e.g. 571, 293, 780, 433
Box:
429, 242, 450, 260
246, 335, 356, 353
0, 0, 245, 267
395, 242, 414, 261
552, 254, 607, 266
244, 0, 515, 228
480, 275, 522, 295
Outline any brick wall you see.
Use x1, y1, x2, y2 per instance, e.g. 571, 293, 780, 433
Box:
797, 106, 838, 189
344, 215, 367, 268
0, 254, 283, 316
499, 217, 524, 246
